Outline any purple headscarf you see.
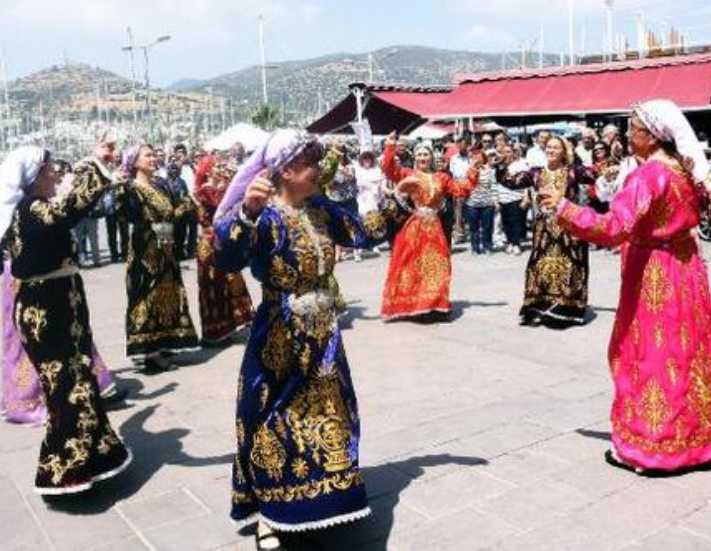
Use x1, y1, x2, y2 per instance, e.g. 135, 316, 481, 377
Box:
214, 129, 319, 222
120, 144, 147, 180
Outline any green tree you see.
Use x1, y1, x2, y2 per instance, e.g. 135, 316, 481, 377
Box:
251, 104, 280, 130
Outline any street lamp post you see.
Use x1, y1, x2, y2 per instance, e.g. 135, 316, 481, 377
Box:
122, 34, 170, 140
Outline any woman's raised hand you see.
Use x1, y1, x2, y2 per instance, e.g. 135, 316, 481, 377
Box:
385, 131, 398, 147
243, 170, 274, 219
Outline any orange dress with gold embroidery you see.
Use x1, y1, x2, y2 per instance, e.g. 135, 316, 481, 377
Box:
380, 144, 477, 320
557, 160, 711, 471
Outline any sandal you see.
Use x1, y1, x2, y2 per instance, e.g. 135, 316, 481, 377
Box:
255, 531, 283, 551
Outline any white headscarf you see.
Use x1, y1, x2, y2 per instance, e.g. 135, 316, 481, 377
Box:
0, 146, 47, 239
633, 99, 709, 183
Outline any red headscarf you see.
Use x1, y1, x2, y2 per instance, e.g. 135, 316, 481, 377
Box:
194, 156, 216, 191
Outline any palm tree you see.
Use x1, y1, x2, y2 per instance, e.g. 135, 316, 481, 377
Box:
251, 104, 280, 130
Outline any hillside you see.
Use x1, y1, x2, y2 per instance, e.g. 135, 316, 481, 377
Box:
170, 46, 559, 122
4, 46, 559, 135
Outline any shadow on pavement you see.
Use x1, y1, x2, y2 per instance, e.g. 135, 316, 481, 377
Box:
255, 453, 489, 551
339, 301, 380, 330
43, 403, 233, 515
575, 428, 611, 441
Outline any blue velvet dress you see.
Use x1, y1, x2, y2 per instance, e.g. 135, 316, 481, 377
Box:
214, 194, 406, 530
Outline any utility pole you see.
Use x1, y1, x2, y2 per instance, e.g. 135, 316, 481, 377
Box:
258, 15, 268, 104
636, 12, 646, 58
604, 0, 614, 62
126, 27, 137, 125
539, 23, 545, 68
568, 0, 575, 65
368, 53, 374, 82
0, 48, 10, 150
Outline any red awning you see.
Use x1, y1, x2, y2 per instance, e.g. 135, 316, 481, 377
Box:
307, 84, 452, 135
432, 53, 711, 119
372, 91, 446, 118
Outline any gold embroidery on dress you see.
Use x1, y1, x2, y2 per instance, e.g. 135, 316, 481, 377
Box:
631, 318, 641, 346
641, 258, 672, 314
261, 319, 293, 380
38, 361, 62, 394
13, 357, 34, 390
680, 323, 690, 353
254, 470, 364, 503
649, 200, 674, 230
637, 378, 671, 434
291, 458, 310, 480
21, 306, 48, 341
250, 425, 287, 481
536, 245, 574, 295
666, 358, 678, 385
285, 371, 352, 473
653, 322, 665, 349
689, 344, 711, 429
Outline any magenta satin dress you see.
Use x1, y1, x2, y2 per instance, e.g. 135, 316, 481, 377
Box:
1, 261, 115, 424
557, 159, 711, 471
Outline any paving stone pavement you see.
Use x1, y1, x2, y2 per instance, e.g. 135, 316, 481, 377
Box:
3, 239, 711, 551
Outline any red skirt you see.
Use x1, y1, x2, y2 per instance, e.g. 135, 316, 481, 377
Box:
381, 212, 452, 320
197, 232, 254, 343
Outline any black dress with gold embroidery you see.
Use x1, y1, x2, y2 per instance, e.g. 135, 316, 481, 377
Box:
121, 179, 198, 357
4, 161, 131, 494
214, 194, 406, 531
512, 167, 592, 327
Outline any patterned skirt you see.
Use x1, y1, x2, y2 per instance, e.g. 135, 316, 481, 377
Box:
125, 233, 198, 357
3, 260, 116, 424
14, 275, 131, 494
381, 211, 452, 320
231, 294, 369, 530
520, 215, 589, 326
196, 232, 253, 343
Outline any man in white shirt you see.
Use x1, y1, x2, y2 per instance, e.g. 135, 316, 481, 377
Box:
575, 127, 596, 167
525, 130, 550, 168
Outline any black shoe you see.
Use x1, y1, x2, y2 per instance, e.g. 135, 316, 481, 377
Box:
144, 357, 177, 374
103, 387, 129, 404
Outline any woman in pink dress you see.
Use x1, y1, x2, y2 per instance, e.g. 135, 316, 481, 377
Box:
541, 99, 711, 473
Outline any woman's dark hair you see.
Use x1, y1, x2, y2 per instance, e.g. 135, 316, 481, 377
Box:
592, 141, 610, 157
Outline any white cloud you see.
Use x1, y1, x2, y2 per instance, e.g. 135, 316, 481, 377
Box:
3, 0, 317, 43
467, 24, 517, 50
451, 0, 620, 17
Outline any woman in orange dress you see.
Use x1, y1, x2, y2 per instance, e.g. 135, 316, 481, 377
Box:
380, 133, 478, 321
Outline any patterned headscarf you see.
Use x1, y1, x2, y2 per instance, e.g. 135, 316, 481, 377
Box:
214, 129, 321, 222
120, 144, 148, 180
633, 99, 709, 183
0, 146, 49, 239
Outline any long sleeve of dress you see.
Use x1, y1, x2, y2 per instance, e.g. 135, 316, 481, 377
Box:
318, 147, 341, 194
213, 206, 282, 275
311, 194, 409, 249
26, 161, 112, 231
443, 167, 479, 198
381, 144, 411, 183
556, 164, 661, 248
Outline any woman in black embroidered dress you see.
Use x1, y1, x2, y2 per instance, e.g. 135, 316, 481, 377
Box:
0, 146, 130, 495
119, 145, 198, 371
505, 136, 593, 328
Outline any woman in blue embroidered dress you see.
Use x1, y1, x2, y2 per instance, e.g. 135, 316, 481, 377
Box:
213, 130, 412, 549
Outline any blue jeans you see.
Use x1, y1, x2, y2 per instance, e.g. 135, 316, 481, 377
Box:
464, 204, 495, 253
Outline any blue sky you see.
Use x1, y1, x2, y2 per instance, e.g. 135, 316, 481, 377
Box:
3, 0, 711, 86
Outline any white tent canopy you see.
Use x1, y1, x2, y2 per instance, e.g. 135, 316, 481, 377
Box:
407, 124, 450, 140
203, 123, 269, 152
